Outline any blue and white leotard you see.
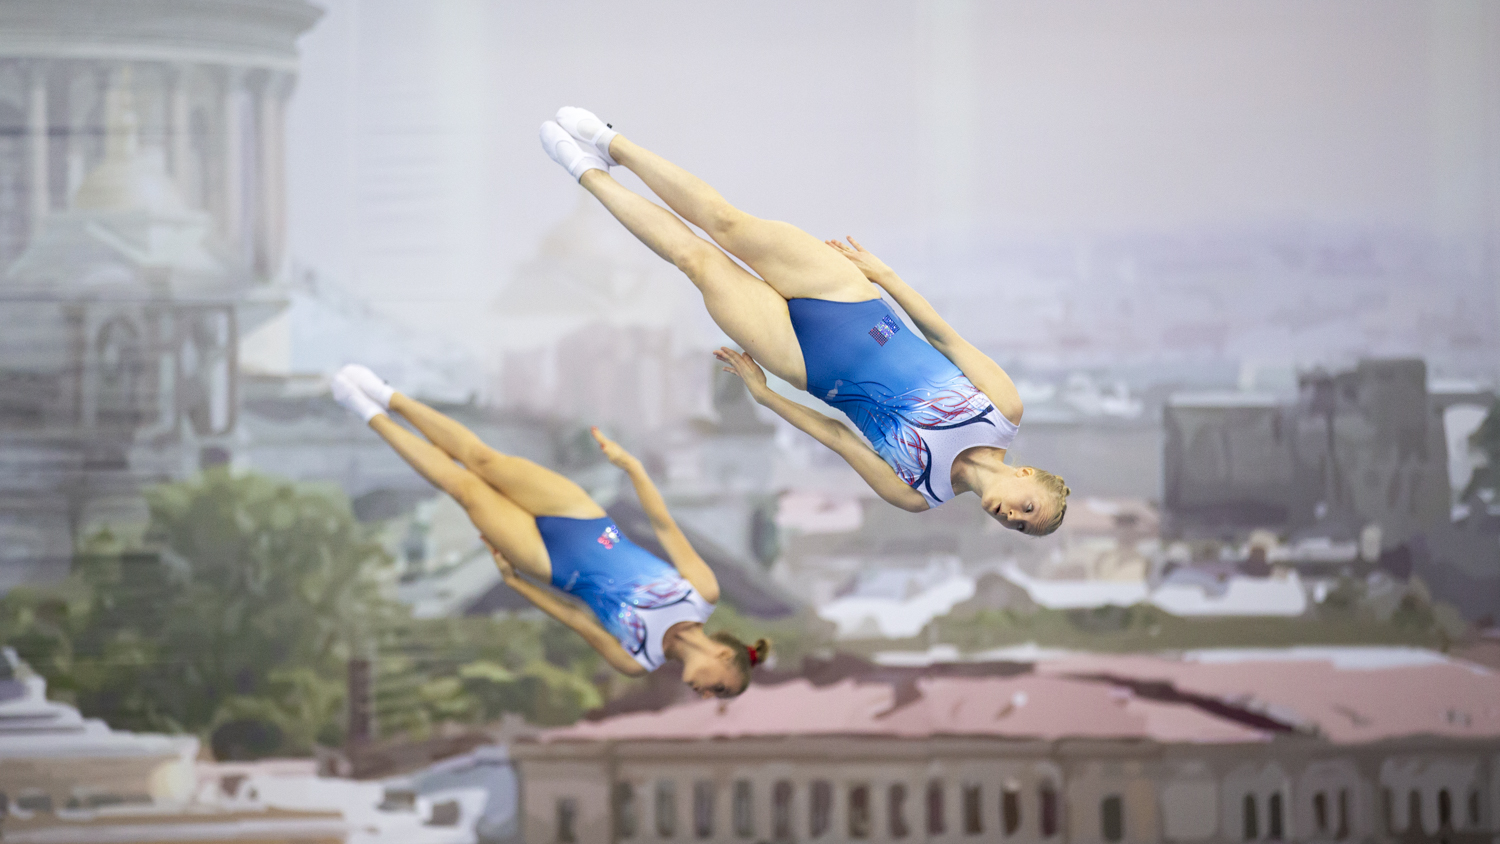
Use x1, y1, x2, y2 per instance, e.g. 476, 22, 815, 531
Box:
537, 515, 714, 672
788, 297, 1019, 508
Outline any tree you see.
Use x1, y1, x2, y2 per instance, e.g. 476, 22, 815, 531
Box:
0, 468, 395, 753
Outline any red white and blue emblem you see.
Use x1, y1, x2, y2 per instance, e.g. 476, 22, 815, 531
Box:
597, 525, 622, 550
868, 315, 902, 346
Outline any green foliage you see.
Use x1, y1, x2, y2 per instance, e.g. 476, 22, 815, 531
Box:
867, 576, 1469, 656
0, 469, 637, 757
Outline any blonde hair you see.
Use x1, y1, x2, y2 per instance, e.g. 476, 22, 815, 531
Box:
1028, 468, 1071, 536
710, 632, 771, 697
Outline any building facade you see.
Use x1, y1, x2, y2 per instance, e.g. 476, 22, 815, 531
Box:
0, 0, 320, 588
513, 652, 1500, 844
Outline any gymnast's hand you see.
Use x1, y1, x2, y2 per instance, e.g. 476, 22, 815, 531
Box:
825, 236, 894, 284
715, 347, 769, 399
590, 426, 641, 471
481, 536, 518, 583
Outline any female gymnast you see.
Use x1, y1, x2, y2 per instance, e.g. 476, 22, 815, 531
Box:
539, 109, 1070, 535
330, 364, 769, 697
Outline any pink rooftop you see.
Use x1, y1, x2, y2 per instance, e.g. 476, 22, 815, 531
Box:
541, 649, 1500, 746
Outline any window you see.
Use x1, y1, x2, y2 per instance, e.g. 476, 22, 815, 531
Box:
1313, 792, 1328, 833
962, 785, 982, 834
1335, 790, 1350, 840
614, 783, 638, 839
888, 784, 909, 839
733, 780, 753, 838
1383, 789, 1394, 833
848, 785, 871, 839
657, 780, 677, 838
1468, 790, 1482, 828
1267, 793, 1283, 840
1001, 785, 1022, 836
1243, 794, 1259, 840
1039, 783, 1059, 837
772, 780, 793, 841
926, 779, 946, 835
694, 781, 716, 839
1408, 790, 1422, 833
557, 798, 578, 844
1438, 789, 1452, 829
809, 780, 833, 838
1101, 795, 1124, 842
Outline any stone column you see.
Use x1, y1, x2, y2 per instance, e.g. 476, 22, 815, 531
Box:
222, 68, 245, 254
26, 61, 48, 235
46, 61, 72, 211
256, 71, 292, 281
168, 63, 193, 202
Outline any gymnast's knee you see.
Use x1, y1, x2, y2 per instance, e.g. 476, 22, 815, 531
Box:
670, 240, 721, 283
700, 203, 750, 241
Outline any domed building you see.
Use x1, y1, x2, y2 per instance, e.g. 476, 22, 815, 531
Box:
0, 1, 321, 587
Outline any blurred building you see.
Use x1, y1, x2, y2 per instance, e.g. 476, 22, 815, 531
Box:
0, 0, 320, 588
0, 647, 197, 811
514, 649, 1500, 844
1164, 359, 1490, 543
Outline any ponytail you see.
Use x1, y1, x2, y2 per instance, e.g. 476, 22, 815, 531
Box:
711, 631, 772, 696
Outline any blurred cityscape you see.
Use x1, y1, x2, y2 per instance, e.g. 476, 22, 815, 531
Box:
1, 1, 1499, 843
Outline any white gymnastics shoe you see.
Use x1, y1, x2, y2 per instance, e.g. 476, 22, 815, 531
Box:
338, 363, 395, 408
331, 372, 385, 423
540, 121, 608, 181
555, 106, 619, 165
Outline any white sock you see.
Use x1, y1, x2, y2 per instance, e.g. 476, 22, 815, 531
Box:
555, 106, 619, 166
331, 373, 385, 423
540, 121, 608, 181
338, 363, 395, 408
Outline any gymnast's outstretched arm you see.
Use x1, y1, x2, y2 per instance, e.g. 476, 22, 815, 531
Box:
715, 348, 930, 513
827, 237, 1025, 426
589, 428, 721, 603
483, 539, 647, 677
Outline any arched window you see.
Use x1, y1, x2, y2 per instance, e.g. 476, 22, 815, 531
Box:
772, 781, 793, 841
848, 784, 871, 839
1267, 793, 1284, 840
656, 780, 677, 838
693, 781, 715, 839
1335, 789, 1350, 840
962, 785, 982, 835
926, 779, 945, 835
1438, 789, 1452, 829
1468, 790, 1482, 828
1001, 785, 1022, 836
1243, 794, 1259, 840
809, 781, 832, 839
1039, 783, 1059, 837
1408, 790, 1423, 833
557, 797, 578, 843
888, 784, 909, 839
732, 780, 753, 838
1312, 792, 1328, 833
613, 782, 637, 839
1101, 795, 1124, 842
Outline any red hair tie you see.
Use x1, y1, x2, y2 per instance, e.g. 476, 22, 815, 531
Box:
746, 646, 761, 667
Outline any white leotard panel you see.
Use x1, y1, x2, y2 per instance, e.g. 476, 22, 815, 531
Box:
631, 588, 717, 672
919, 409, 1021, 508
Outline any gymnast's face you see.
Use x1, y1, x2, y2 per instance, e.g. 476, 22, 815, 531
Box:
980, 467, 1049, 535
683, 647, 746, 699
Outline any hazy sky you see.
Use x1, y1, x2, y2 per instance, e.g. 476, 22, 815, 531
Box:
284, 0, 1498, 345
